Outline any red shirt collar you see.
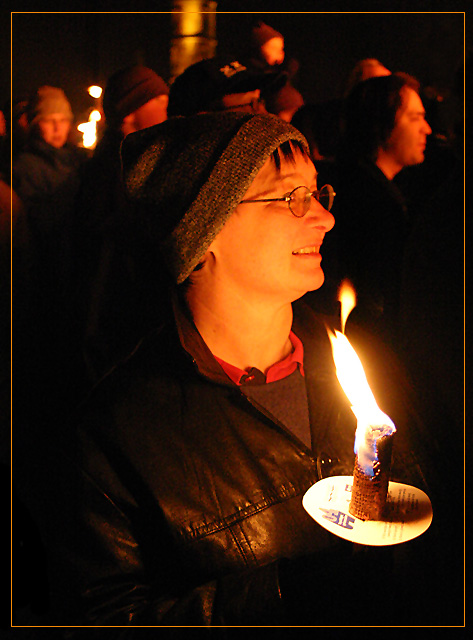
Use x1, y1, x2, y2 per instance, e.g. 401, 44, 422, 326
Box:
214, 331, 305, 385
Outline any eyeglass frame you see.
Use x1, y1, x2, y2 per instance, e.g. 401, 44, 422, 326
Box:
240, 184, 336, 217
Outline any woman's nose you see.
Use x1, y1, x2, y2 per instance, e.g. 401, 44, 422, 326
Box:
307, 199, 335, 232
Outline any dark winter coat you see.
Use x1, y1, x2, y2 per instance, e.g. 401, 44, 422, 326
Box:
28, 296, 448, 627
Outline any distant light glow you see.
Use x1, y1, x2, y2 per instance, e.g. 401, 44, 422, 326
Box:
88, 85, 103, 99
77, 108, 101, 149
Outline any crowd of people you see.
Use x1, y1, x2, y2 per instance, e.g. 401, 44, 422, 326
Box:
8, 19, 464, 630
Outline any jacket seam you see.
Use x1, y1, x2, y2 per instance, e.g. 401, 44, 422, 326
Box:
184, 480, 313, 540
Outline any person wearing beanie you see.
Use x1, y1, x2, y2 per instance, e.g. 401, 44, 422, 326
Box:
251, 20, 285, 66
26, 85, 74, 147
12, 85, 89, 497
102, 64, 169, 136
12, 85, 85, 208
245, 20, 298, 79
242, 21, 301, 130
28, 111, 438, 627
73, 65, 169, 382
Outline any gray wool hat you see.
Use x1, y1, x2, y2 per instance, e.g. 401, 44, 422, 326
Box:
121, 111, 308, 284
27, 86, 74, 127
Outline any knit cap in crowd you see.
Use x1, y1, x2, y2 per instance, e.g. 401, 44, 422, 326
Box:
121, 111, 308, 284
27, 86, 73, 127
167, 56, 285, 117
251, 21, 284, 47
103, 65, 169, 126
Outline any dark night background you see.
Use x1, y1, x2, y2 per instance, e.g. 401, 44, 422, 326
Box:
4, 2, 469, 128
6, 1, 467, 629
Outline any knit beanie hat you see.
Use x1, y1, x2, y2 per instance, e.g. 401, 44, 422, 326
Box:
103, 65, 169, 126
251, 21, 284, 47
121, 111, 308, 284
27, 86, 73, 127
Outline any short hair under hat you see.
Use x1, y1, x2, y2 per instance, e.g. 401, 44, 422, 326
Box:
168, 56, 285, 117
121, 111, 309, 284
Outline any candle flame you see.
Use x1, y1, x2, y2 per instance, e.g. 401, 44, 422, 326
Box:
338, 280, 356, 334
328, 329, 395, 475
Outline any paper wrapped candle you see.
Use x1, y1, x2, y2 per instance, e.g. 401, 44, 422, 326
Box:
350, 419, 396, 520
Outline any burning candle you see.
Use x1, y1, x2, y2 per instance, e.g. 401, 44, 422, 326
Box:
339, 279, 356, 334
328, 281, 396, 520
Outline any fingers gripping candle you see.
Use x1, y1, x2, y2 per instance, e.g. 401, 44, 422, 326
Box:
328, 282, 396, 521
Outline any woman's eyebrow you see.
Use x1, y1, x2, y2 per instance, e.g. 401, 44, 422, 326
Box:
277, 170, 318, 182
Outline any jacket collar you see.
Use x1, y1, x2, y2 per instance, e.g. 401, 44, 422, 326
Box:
171, 290, 336, 386
172, 291, 236, 386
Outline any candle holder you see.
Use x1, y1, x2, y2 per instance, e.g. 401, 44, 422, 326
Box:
303, 476, 432, 546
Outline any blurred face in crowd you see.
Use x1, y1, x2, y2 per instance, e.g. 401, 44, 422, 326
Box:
121, 94, 169, 136
204, 149, 334, 304
220, 89, 267, 114
38, 113, 71, 148
379, 86, 432, 177
260, 37, 285, 66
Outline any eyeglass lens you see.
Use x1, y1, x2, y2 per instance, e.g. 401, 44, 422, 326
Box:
289, 185, 334, 216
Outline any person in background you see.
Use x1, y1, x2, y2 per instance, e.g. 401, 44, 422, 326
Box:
398, 56, 465, 490
102, 64, 169, 137
12, 86, 86, 211
74, 65, 169, 383
11, 97, 30, 160
343, 57, 391, 97
12, 89, 89, 605
243, 20, 301, 122
12, 86, 88, 432
291, 59, 390, 314
249, 20, 286, 68
24, 112, 442, 628
167, 56, 283, 117
333, 72, 432, 345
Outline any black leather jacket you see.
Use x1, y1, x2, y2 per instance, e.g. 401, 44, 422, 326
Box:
37, 296, 432, 627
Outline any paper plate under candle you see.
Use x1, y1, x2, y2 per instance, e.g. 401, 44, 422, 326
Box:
303, 476, 432, 546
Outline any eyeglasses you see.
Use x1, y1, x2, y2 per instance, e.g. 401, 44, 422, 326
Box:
240, 184, 336, 217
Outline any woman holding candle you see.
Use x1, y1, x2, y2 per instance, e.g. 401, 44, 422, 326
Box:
24, 112, 438, 627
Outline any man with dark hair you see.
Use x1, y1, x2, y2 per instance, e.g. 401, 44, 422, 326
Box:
333, 73, 432, 344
